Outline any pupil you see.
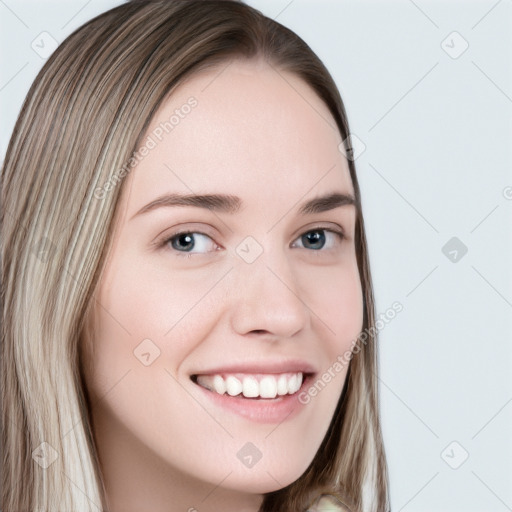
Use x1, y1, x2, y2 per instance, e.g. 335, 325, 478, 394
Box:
303, 230, 325, 250
173, 234, 194, 251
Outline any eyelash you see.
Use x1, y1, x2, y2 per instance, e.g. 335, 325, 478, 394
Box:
157, 226, 346, 259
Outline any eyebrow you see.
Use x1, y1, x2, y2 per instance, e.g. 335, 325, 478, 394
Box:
131, 191, 357, 219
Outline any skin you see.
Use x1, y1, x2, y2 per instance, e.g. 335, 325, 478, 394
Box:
82, 57, 363, 512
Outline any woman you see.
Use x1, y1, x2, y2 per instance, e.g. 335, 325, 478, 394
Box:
1, 1, 390, 511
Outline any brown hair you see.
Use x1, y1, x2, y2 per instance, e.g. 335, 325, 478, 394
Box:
1, 1, 390, 510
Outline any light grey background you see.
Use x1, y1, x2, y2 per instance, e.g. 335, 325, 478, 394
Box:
1, 1, 511, 511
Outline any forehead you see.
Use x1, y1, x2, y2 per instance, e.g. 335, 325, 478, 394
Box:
122, 58, 353, 215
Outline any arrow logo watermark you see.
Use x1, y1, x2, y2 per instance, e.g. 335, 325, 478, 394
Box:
133, 338, 161, 366
235, 236, 263, 264
442, 236, 468, 263
236, 442, 262, 468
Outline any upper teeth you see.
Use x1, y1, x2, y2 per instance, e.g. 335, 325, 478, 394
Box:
196, 372, 304, 398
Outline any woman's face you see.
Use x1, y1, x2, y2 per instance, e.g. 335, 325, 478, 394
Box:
83, 58, 363, 507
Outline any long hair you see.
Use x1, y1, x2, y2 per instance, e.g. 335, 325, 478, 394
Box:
1, 1, 390, 511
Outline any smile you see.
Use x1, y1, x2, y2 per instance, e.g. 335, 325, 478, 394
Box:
192, 372, 304, 399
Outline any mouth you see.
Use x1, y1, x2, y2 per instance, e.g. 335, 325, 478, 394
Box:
190, 371, 314, 400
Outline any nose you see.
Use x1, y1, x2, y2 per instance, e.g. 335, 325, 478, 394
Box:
228, 248, 310, 339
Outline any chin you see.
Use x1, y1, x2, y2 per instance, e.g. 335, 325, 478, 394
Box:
221, 457, 312, 494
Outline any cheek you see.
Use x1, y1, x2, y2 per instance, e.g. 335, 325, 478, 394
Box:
98, 253, 219, 335
303, 258, 364, 353
86, 255, 226, 396
290, 259, 362, 430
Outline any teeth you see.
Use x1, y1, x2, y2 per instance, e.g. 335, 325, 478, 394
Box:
259, 376, 277, 398
226, 375, 243, 396
242, 376, 259, 398
196, 372, 304, 398
288, 373, 303, 394
212, 375, 226, 395
277, 374, 288, 395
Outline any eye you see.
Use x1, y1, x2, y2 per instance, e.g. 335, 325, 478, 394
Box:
292, 227, 344, 251
157, 226, 345, 258
161, 231, 220, 257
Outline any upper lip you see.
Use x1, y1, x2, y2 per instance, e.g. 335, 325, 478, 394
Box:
190, 359, 317, 377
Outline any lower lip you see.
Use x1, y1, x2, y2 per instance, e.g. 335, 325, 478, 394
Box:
192, 376, 312, 424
